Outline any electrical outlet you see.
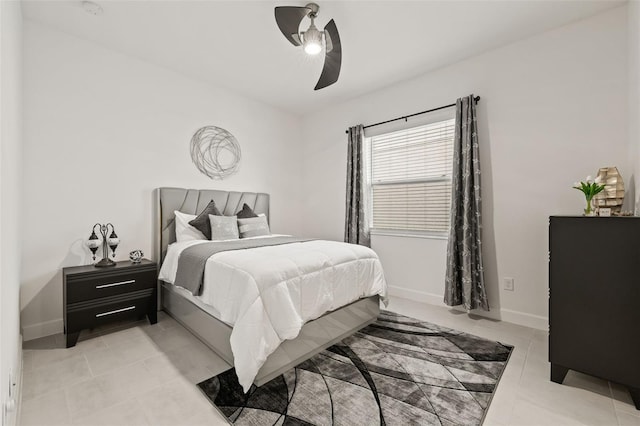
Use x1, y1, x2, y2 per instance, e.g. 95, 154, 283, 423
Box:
504, 277, 515, 291
2, 368, 17, 425
8, 369, 13, 398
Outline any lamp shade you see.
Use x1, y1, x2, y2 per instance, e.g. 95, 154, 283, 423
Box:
107, 231, 119, 248
86, 231, 100, 249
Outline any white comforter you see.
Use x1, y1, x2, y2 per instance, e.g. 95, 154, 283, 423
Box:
158, 237, 388, 392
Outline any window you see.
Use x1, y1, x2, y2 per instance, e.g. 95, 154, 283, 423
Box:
367, 118, 455, 236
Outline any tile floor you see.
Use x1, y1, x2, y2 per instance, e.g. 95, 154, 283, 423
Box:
19, 297, 639, 426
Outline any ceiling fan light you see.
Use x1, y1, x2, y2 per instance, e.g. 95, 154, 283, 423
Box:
301, 23, 323, 55
304, 40, 322, 55
274, 4, 341, 90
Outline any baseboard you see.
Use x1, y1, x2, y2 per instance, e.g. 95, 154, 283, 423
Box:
387, 285, 443, 305
21, 318, 63, 341
387, 285, 548, 331
499, 309, 548, 331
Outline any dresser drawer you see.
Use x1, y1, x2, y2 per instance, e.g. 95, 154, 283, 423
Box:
66, 269, 156, 304
66, 289, 154, 333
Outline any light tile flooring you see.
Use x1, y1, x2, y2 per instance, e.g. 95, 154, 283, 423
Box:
19, 297, 639, 426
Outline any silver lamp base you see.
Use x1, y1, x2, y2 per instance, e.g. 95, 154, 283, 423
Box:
94, 257, 116, 267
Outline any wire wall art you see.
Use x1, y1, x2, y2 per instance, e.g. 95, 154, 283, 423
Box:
190, 126, 241, 180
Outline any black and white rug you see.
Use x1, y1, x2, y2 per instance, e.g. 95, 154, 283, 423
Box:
198, 310, 513, 425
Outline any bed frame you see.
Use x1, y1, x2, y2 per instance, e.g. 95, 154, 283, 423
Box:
154, 187, 380, 386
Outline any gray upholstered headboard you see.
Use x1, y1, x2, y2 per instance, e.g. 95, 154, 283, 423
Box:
154, 187, 270, 264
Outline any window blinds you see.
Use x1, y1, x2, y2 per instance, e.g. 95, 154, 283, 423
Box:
370, 119, 454, 234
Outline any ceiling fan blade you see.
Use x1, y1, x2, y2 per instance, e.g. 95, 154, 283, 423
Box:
274, 6, 310, 47
314, 19, 341, 90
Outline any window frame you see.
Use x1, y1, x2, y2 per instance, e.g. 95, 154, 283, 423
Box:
365, 115, 455, 239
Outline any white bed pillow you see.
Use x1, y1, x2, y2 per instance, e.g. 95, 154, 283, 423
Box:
174, 210, 206, 242
208, 214, 239, 240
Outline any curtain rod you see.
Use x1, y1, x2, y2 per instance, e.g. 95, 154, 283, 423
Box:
344, 96, 481, 134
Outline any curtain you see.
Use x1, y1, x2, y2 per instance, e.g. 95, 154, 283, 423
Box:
344, 125, 370, 247
444, 95, 489, 311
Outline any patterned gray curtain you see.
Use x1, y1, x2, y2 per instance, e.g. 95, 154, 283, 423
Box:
344, 125, 370, 247
444, 95, 489, 311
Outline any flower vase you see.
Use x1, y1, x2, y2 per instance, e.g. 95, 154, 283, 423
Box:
584, 198, 596, 216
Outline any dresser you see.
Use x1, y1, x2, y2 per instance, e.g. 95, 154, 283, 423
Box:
63, 259, 158, 347
549, 216, 639, 409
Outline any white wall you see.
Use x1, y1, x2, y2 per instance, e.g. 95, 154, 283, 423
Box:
19, 4, 634, 338
301, 7, 629, 329
1, 0, 23, 424
630, 1, 640, 204
21, 21, 305, 340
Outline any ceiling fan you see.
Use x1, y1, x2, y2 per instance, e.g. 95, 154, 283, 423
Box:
274, 3, 342, 90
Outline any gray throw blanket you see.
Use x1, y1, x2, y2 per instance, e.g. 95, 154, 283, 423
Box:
175, 236, 310, 296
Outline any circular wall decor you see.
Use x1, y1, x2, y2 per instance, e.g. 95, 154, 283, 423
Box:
190, 126, 241, 180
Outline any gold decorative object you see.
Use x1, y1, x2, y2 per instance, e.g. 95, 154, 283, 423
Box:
594, 167, 625, 215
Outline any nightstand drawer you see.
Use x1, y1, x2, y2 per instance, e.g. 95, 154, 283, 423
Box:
66, 269, 156, 304
66, 289, 154, 333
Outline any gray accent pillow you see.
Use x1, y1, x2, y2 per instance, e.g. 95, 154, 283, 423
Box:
237, 215, 271, 238
189, 200, 222, 240
236, 203, 259, 219
208, 215, 239, 240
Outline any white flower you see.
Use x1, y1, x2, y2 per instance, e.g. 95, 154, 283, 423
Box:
594, 175, 602, 184
586, 175, 593, 183
573, 181, 581, 188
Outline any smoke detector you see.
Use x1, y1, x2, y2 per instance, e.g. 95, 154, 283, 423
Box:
82, 1, 103, 16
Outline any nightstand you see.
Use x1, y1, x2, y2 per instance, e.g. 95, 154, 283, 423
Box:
63, 259, 158, 348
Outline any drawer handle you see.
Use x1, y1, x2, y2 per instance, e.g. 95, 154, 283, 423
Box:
96, 279, 135, 289
96, 306, 136, 318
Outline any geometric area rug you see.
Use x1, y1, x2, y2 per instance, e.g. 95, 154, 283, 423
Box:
197, 310, 513, 425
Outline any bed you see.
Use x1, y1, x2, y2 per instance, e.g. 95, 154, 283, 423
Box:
154, 187, 387, 391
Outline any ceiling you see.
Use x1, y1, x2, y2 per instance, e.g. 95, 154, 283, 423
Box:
22, 0, 624, 115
